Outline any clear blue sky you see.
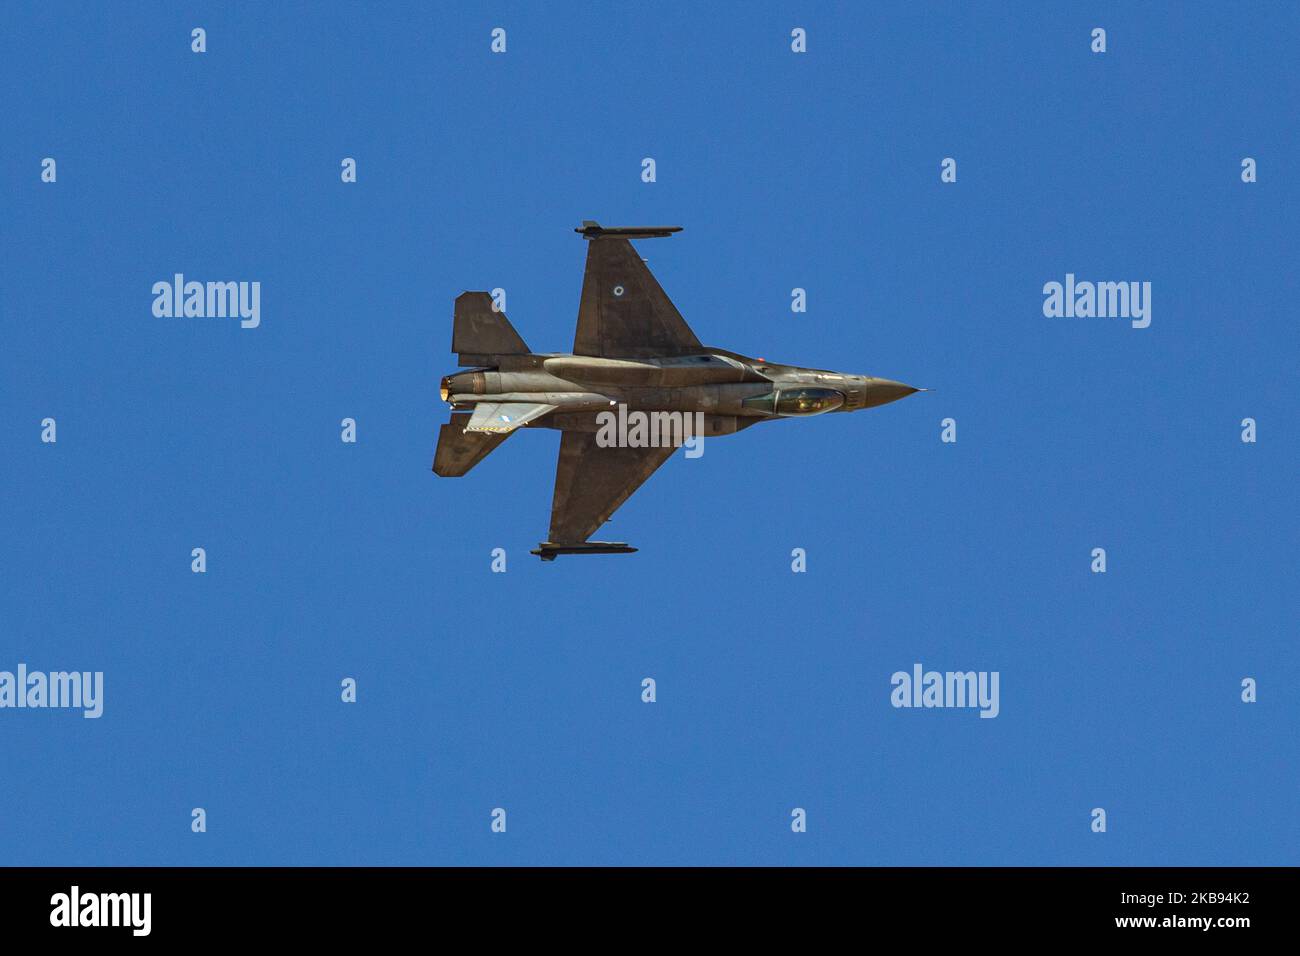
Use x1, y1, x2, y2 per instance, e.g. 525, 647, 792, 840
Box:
2, 1, 1295, 865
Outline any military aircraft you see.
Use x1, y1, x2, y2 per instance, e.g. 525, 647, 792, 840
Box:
435, 222, 921, 560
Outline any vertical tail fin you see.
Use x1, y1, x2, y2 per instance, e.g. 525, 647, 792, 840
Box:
453, 291, 529, 365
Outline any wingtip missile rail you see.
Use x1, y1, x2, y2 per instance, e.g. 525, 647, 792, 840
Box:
575, 221, 682, 240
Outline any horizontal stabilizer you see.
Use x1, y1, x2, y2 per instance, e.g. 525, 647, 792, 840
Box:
465, 401, 556, 434
576, 221, 682, 240
433, 414, 509, 477
453, 291, 529, 360
531, 541, 637, 562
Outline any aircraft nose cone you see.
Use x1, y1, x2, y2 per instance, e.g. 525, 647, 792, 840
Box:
863, 378, 920, 408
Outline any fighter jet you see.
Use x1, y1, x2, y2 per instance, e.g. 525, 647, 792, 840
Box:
435, 222, 921, 560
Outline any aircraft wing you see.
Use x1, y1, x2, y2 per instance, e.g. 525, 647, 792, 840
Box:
573, 231, 701, 358
546, 430, 675, 544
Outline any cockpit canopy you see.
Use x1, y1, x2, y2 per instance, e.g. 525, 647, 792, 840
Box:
743, 387, 845, 416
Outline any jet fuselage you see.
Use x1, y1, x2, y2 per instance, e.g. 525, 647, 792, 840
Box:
441, 351, 917, 429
